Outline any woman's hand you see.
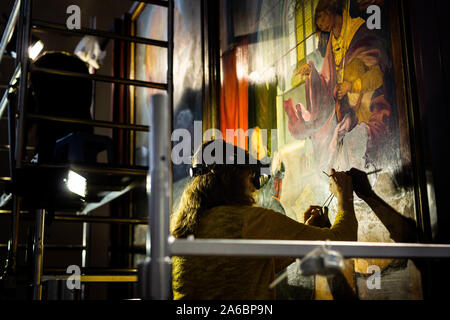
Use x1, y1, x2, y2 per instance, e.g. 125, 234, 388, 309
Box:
303, 206, 331, 228
347, 168, 375, 200
329, 169, 354, 210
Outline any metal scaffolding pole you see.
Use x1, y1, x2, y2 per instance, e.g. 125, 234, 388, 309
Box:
140, 0, 174, 300
32, 209, 45, 300
0, 144, 34, 152
53, 215, 147, 225
145, 93, 171, 300
15, 0, 31, 169
25, 163, 148, 176
30, 66, 168, 90
32, 19, 168, 48
0, 64, 21, 120
0, 0, 21, 65
6, 0, 32, 277
170, 239, 450, 259
44, 267, 137, 275
27, 113, 149, 131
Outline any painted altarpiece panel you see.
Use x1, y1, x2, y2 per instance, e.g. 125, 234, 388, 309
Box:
218, 0, 423, 300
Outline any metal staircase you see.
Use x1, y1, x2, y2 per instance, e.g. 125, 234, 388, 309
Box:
0, 0, 174, 300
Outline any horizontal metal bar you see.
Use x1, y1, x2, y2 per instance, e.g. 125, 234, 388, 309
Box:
30, 66, 168, 90
32, 19, 168, 48
0, 206, 147, 224
27, 113, 149, 131
0, 209, 30, 214
0, 244, 86, 250
53, 214, 147, 225
83, 275, 137, 282
170, 239, 450, 259
0, 177, 11, 181
71, 165, 148, 176
0, 144, 35, 151
0, 0, 21, 65
41, 275, 138, 283
44, 267, 137, 275
26, 163, 148, 176
0, 209, 78, 215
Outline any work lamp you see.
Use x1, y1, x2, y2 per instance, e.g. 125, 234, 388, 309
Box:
64, 170, 87, 198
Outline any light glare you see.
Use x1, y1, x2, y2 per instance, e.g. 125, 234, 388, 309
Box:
66, 170, 87, 197
28, 40, 44, 60
146, 175, 151, 194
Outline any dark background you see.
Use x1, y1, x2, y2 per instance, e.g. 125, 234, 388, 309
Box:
406, 0, 450, 298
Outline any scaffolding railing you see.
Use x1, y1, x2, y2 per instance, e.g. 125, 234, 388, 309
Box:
32, 19, 168, 48
0, 0, 174, 300
0, 0, 21, 66
27, 113, 149, 132
169, 238, 450, 259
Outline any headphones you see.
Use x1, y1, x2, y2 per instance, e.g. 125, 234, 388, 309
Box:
189, 140, 271, 190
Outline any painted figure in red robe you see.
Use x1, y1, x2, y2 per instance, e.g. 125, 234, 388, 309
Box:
284, 0, 392, 174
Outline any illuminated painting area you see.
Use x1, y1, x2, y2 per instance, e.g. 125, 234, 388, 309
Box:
134, 0, 202, 182
133, 0, 203, 268
219, 0, 422, 299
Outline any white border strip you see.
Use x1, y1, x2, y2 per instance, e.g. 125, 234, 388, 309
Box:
170, 239, 450, 258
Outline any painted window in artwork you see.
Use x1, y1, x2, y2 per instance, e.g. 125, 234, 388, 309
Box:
296, 0, 319, 60
293, 0, 319, 87
295, 3, 306, 63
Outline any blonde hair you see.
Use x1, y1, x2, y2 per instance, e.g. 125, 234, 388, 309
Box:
171, 166, 255, 238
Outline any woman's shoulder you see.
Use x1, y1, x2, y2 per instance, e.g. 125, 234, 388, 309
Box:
207, 205, 275, 214
197, 205, 254, 238
203, 205, 281, 224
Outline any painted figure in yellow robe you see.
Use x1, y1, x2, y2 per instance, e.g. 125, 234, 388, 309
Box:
284, 0, 392, 173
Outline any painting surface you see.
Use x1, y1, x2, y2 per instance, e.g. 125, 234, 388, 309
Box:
133, 1, 203, 268
220, 0, 421, 299
135, 0, 202, 181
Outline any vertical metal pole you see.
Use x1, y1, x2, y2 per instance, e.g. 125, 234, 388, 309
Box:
89, 16, 97, 118
139, 0, 174, 301
8, 0, 31, 276
15, 0, 31, 169
168, 1, 174, 202
0, 91, 20, 282
33, 209, 45, 300
165, 0, 175, 299
80, 222, 88, 299
78, 15, 97, 301
5, 92, 20, 278
148, 93, 171, 300
0, 0, 21, 65
7, 92, 16, 191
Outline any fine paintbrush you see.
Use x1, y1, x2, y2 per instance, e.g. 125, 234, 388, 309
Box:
322, 168, 382, 178
319, 168, 382, 213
